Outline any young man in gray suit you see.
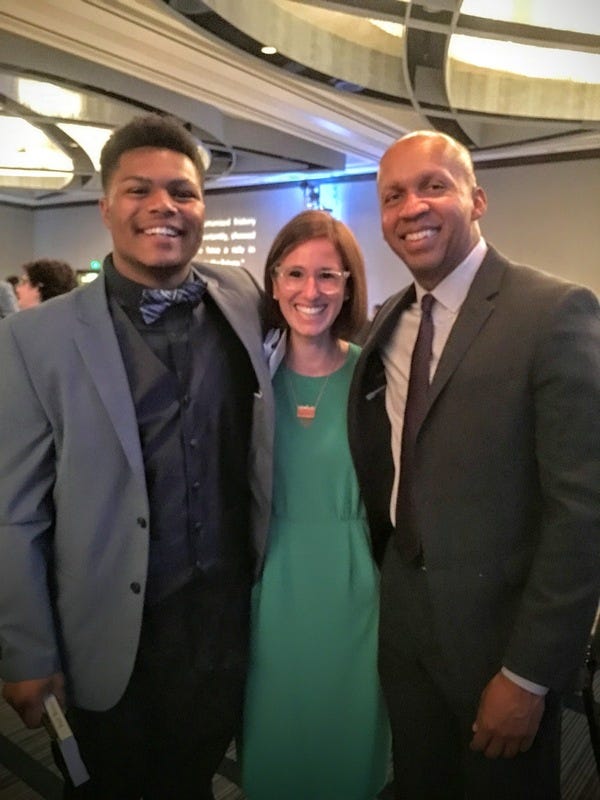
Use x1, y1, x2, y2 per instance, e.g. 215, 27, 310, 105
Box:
348, 131, 600, 799
0, 115, 273, 798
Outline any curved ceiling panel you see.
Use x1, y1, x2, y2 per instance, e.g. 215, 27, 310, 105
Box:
169, 0, 600, 151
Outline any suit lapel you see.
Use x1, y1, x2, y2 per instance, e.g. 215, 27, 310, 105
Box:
72, 275, 145, 476
360, 250, 508, 427
196, 269, 271, 394
371, 285, 416, 350
358, 285, 416, 397
426, 248, 507, 413
67, 265, 272, 500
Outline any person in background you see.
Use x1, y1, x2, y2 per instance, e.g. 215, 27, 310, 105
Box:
0, 114, 273, 799
241, 209, 390, 800
15, 258, 77, 309
348, 130, 600, 799
0, 279, 18, 318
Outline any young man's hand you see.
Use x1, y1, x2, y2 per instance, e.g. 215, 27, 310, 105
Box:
2, 672, 65, 728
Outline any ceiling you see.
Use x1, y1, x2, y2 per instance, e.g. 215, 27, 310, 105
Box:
0, 0, 598, 207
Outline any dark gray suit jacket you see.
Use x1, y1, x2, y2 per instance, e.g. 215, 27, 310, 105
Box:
0, 261, 273, 710
348, 245, 600, 693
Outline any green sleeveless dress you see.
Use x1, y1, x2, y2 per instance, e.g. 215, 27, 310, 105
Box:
241, 343, 390, 800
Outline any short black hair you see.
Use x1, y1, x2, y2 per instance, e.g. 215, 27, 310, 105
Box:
100, 114, 205, 191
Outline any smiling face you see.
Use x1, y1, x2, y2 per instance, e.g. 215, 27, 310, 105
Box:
273, 237, 347, 346
99, 146, 205, 288
378, 134, 487, 289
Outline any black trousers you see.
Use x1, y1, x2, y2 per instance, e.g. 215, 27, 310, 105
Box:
59, 578, 247, 800
378, 541, 562, 800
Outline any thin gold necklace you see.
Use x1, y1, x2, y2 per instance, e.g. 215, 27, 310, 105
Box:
285, 370, 332, 426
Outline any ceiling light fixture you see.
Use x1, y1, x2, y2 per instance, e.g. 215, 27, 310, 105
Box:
0, 117, 73, 189
460, 0, 600, 37
57, 123, 113, 170
450, 34, 600, 82
17, 78, 83, 118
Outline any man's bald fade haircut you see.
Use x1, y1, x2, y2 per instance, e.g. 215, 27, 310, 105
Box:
401, 130, 477, 187
100, 113, 206, 191
379, 130, 478, 191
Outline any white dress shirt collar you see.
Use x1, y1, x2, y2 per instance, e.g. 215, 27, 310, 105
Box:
414, 237, 488, 313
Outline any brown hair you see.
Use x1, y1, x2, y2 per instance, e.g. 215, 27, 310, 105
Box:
263, 210, 367, 339
23, 259, 77, 301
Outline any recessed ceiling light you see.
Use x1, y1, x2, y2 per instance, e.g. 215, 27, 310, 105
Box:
261, 45, 277, 55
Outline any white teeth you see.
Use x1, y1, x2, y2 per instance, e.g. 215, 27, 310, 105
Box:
296, 305, 324, 315
405, 229, 435, 242
144, 226, 179, 236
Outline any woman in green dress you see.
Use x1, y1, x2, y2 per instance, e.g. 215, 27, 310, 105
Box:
241, 210, 390, 800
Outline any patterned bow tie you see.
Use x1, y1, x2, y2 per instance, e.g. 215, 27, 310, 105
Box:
139, 281, 205, 324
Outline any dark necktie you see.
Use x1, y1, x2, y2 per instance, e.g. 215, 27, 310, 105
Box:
395, 292, 435, 563
139, 281, 205, 324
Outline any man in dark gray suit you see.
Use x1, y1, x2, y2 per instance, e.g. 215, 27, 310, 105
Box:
0, 115, 273, 798
348, 131, 600, 799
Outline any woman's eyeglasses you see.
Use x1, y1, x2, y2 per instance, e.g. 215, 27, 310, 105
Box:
273, 266, 350, 294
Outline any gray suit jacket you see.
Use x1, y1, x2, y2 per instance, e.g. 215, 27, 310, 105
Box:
0, 262, 273, 710
348, 246, 600, 693
0, 281, 18, 318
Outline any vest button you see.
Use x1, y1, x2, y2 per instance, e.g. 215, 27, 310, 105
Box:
137, 517, 147, 528
130, 582, 141, 594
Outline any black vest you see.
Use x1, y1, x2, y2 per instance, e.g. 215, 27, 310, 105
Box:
109, 292, 257, 606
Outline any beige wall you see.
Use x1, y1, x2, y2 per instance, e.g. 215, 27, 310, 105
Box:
33, 204, 111, 274
479, 158, 600, 294
0, 205, 34, 278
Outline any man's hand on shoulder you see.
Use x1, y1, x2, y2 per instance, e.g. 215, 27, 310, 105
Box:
2, 672, 65, 728
470, 671, 545, 759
